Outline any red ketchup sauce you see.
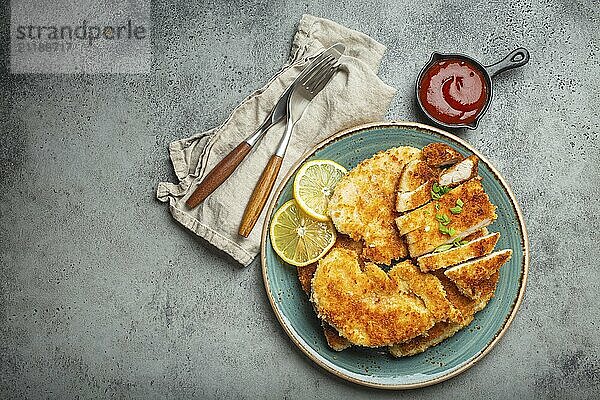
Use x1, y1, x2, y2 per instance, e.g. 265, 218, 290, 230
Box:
418, 59, 489, 125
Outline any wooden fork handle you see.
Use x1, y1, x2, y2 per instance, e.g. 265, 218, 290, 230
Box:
186, 142, 252, 208
238, 155, 283, 237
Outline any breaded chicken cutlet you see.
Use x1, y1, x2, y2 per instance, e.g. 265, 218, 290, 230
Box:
295, 235, 363, 351
297, 260, 351, 351
389, 269, 500, 357
328, 146, 421, 264
397, 179, 498, 257
417, 232, 500, 272
445, 249, 512, 299
311, 247, 436, 347
292, 142, 513, 356
422, 142, 463, 167
310, 245, 476, 348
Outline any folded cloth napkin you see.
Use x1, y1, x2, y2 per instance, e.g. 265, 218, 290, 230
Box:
157, 14, 396, 266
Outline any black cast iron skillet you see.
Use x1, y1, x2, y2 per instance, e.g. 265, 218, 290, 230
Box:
416, 48, 530, 130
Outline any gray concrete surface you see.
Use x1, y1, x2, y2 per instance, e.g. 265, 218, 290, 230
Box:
1, 0, 599, 398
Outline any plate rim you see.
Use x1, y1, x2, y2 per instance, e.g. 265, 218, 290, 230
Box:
260, 120, 530, 389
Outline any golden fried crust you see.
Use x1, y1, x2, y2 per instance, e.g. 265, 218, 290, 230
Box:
297, 263, 352, 351
397, 160, 438, 192
434, 270, 499, 314
388, 261, 463, 324
296, 237, 360, 351
329, 146, 422, 264
417, 232, 500, 272
334, 234, 364, 258
404, 179, 497, 257
297, 263, 317, 295
473, 271, 500, 311
396, 180, 434, 213
445, 250, 512, 300
422, 143, 463, 167
434, 270, 479, 319
395, 178, 484, 236
464, 227, 489, 241
322, 322, 351, 351
311, 248, 435, 347
389, 321, 463, 357
389, 270, 500, 358
298, 235, 365, 295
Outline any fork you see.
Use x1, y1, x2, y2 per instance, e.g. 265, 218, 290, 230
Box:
238, 58, 339, 237
185, 44, 345, 208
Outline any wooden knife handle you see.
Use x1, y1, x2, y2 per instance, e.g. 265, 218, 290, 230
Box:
186, 142, 252, 208
238, 155, 283, 237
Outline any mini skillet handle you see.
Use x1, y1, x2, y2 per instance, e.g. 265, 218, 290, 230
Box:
485, 48, 530, 78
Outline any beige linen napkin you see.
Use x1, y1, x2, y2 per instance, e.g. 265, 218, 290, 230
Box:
157, 14, 396, 266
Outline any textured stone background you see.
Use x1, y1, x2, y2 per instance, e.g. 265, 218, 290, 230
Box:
1, 0, 599, 398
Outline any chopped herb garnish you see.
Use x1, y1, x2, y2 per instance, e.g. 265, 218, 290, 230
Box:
438, 223, 447, 234
431, 183, 451, 200
436, 213, 451, 225
438, 223, 456, 236
439, 224, 456, 236
453, 238, 469, 247
423, 210, 431, 216
450, 206, 462, 214
434, 244, 454, 253
435, 202, 440, 211
449, 198, 464, 214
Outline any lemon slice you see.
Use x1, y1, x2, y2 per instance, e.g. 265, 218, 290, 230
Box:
270, 200, 337, 266
293, 160, 347, 221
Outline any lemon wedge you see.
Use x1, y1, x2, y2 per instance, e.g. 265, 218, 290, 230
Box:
269, 200, 337, 266
293, 160, 347, 221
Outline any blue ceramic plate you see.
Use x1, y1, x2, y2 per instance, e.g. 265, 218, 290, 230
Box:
261, 122, 529, 389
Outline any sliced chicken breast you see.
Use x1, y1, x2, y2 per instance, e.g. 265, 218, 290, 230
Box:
404, 179, 497, 257
395, 178, 493, 236
417, 232, 500, 272
396, 180, 434, 213
444, 249, 512, 300
438, 155, 479, 187
397, 160, 438, 193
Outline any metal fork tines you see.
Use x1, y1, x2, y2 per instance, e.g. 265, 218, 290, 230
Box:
275, 57, 338, 157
